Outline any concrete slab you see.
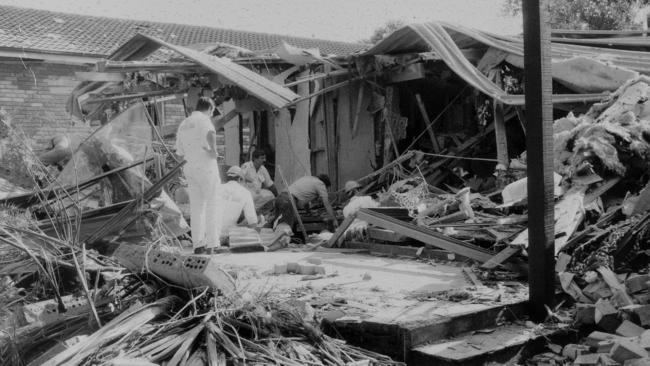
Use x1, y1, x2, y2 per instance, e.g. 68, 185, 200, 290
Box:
203, 249, 528, 361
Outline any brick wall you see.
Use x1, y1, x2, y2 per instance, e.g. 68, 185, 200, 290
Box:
0, 60, 229, 157
0, 60, 93, 151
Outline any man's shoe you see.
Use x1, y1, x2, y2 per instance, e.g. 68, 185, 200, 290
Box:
193, 247, 206, 255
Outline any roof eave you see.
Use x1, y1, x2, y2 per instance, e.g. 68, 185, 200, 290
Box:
0, 47, 104, 64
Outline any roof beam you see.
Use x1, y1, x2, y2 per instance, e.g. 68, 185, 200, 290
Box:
98, 60, 204, 73
0, 49, 98, 65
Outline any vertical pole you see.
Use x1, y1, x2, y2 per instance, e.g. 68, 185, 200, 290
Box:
324, 65, 339, 190
493, 71, 509, 168
523, 0, 555, 321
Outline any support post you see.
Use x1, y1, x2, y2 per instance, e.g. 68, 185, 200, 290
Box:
323, 65, 339, 190
493, 71, 509, 168
523, 0, 556, 321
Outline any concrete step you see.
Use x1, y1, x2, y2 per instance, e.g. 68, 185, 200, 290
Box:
324, 300, 529, 362
408, 323, 569, 366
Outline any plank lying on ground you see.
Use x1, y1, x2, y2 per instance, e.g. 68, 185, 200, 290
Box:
355, 208, 493, 262
345, 241, 470, 262
113, 244, 235, 295
83, 161, 185, 245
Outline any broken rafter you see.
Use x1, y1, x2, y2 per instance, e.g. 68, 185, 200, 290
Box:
97, 60, 203, 73
283, 68, 350, 87
86, 90, 185, 104
83, 160, 185, 245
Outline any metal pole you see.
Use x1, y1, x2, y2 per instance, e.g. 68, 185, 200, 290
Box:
523, 0, 556, 321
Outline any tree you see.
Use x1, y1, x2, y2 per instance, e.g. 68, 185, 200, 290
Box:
363, 20, 406, 44
501, 0, 648, 30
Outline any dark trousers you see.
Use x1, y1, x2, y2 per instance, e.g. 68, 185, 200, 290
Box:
274, 192, 297, 227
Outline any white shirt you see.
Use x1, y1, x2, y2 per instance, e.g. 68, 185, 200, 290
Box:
241, 161, 273, 191
175, 111, 217, 167
216, 180, 258, 230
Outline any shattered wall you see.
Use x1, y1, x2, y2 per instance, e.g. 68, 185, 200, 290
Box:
0, 61, 93, 149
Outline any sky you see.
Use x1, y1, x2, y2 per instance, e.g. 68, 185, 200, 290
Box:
0, 0, 523, 43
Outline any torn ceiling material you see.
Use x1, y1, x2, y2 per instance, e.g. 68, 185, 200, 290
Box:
362, 22, 650, 105
141, 35, 300, 109
68, 33, 299, 118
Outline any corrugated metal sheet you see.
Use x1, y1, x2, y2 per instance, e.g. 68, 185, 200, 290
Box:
139, 35, 299, 109
362, 21, 650, 105
69, 33, 298, 116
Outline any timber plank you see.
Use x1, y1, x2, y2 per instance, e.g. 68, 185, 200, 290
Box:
356, 209, 493, 262
326, 213, 356, 248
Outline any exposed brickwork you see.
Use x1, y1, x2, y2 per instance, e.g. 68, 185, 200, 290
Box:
0, 60, 92, 150
0, 61, 229, 157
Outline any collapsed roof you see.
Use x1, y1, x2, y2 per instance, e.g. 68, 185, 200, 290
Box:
68, 34, 300, 118
361, 22, 650, 105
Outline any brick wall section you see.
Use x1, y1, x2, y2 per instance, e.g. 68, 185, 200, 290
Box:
0, 60, 229, 157
0, 61, 93, 151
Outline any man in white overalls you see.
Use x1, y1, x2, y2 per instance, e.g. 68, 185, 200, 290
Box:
175, 97, 222, 254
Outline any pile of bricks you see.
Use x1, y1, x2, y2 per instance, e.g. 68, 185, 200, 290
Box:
529, 269, 650, 365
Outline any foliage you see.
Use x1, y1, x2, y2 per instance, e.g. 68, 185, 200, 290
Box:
363, 20, 406, 44
501, 0, 648, 30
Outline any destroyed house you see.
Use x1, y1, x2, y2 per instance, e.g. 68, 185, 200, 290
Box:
0, 5, 364, 153
68, 20, 650, 193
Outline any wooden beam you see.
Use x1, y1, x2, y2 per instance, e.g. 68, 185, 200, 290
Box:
346, 241, 472, 262
523, 0, 556, 321
415, 94, 441, 153
283, 69, 350, 87
285, 77, 353, 107
326, 213, 356, 248
355, 209, 494, 263
277, 166, 308, 240
323, 65, 339, 190
85, 90, 184, 104
493, 73, 509, 168
98, 60, 203, 73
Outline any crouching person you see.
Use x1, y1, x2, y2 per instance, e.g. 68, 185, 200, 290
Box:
273, 174, 338, 236
217, 166, 263, 245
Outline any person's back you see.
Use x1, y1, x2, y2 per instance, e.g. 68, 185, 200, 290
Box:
289, 176, 328, 206
175, 111, 216, 168
218, 180, 257, 229
175, 96, 222, 252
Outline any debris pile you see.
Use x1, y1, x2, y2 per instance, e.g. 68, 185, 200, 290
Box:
331, 77, 650, 276
0, 109, 405, 366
